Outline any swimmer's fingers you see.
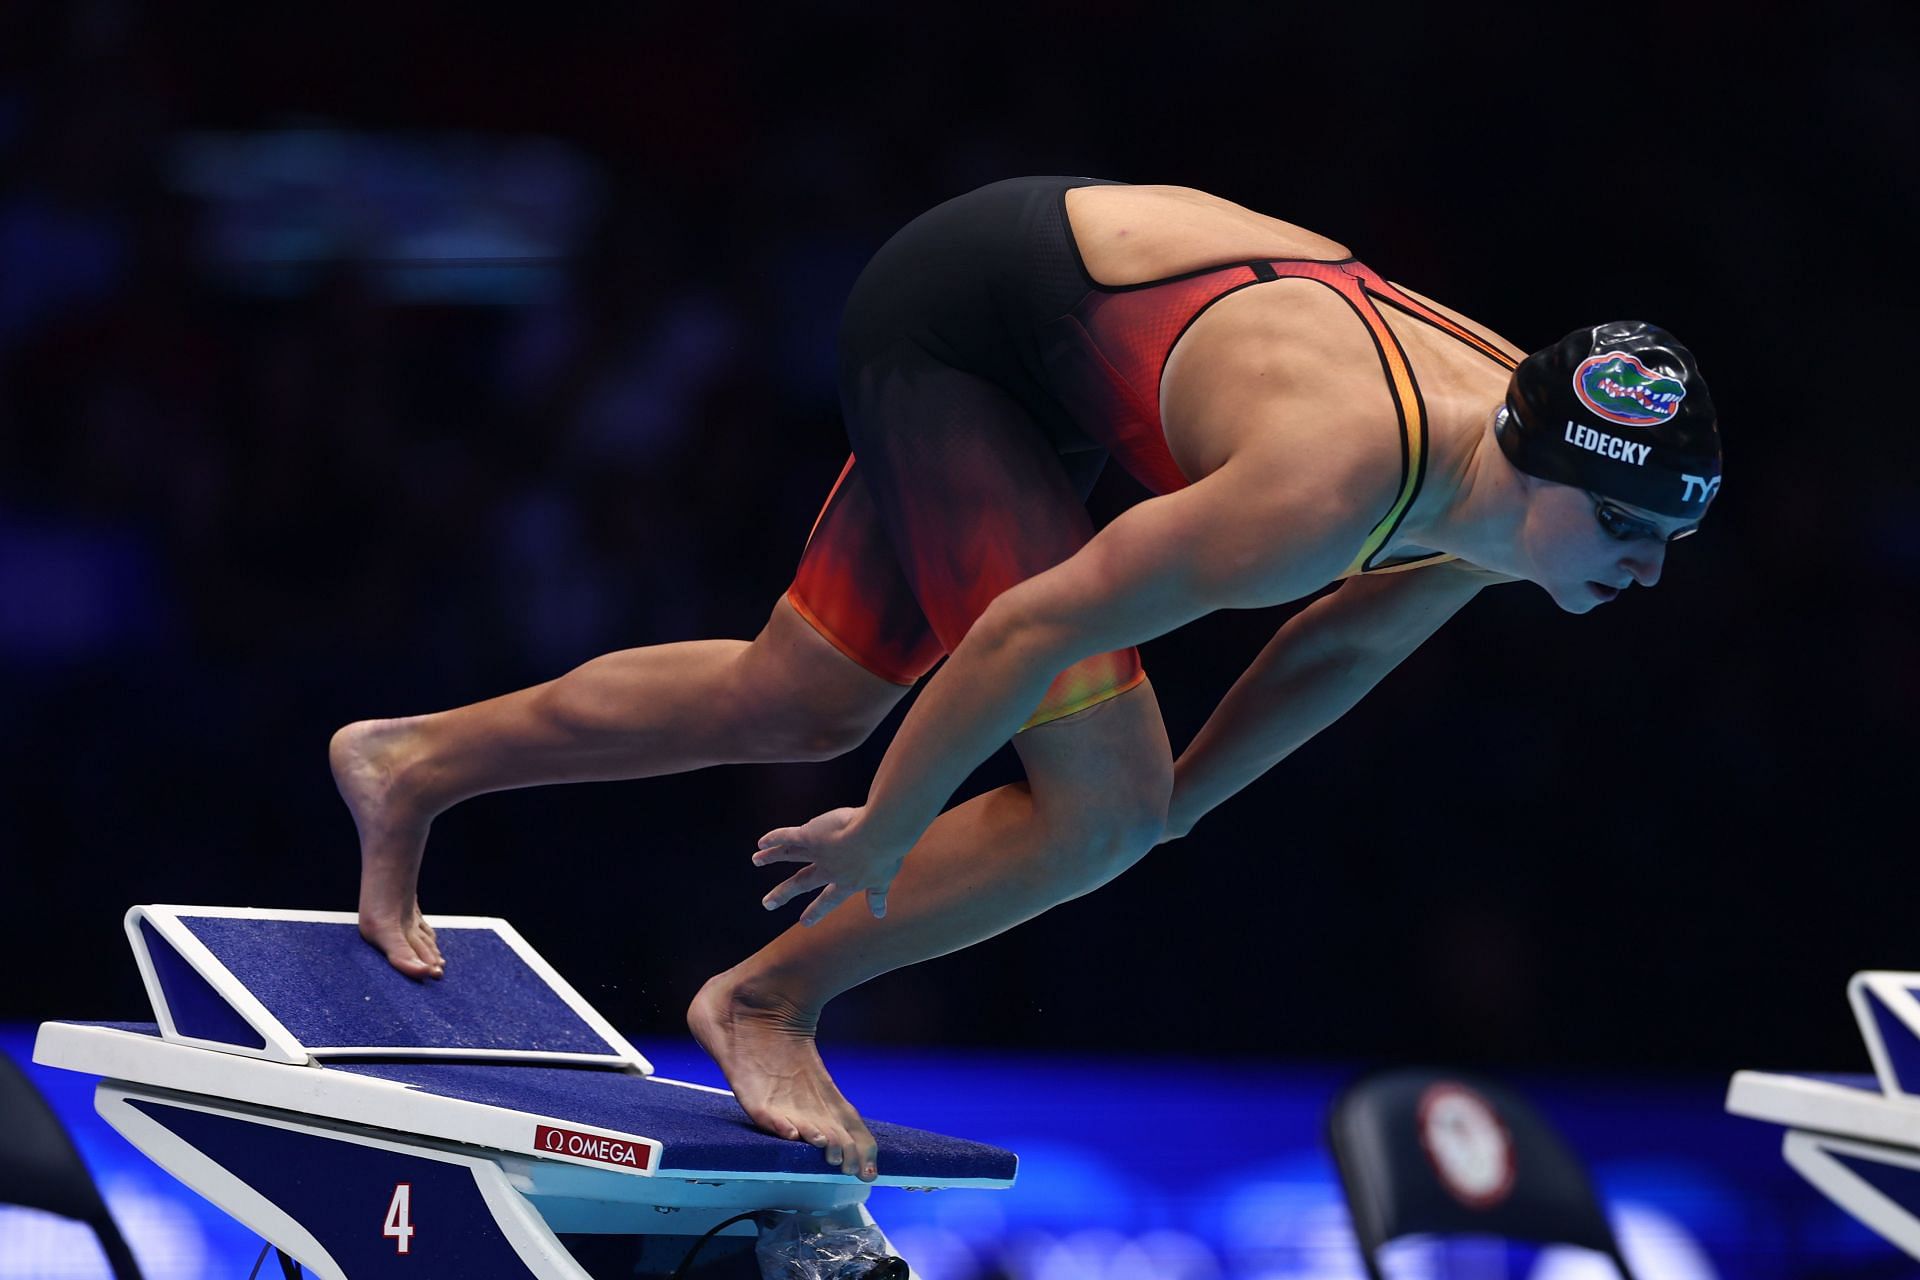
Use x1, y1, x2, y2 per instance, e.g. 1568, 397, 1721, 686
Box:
754, 806, 864, 867
762, 864, 828, 912
744, 840, 798, 871
800, 883, 860, 928
752, 832, 806, 859
754, 807, 896, 923
799, 867, 898, 927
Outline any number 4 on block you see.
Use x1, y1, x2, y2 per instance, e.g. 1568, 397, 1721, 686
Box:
384, 1183, 415, 1255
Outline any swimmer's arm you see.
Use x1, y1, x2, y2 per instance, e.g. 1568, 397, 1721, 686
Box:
850, 458, 1371, 851
1161, 559, 1512, 842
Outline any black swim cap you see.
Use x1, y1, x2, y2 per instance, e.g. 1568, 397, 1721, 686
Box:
1495, 321, 1720, 518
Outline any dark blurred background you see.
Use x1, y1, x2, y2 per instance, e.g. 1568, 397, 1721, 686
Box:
1, 0, 1913, 1081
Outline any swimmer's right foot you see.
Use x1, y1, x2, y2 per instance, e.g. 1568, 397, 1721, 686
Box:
330, 718, 446, 979
689, 971, 879, 1182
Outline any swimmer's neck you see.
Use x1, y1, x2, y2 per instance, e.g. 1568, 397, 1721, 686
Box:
1384, 403, 1527, 569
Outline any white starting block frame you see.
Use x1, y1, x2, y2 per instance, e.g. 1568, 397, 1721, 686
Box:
36, 906, 1018, 1279
1727, 971, 1920, 1259
121, 905, 651, 1068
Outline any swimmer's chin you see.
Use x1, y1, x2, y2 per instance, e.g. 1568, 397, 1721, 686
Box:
1541, 581, 1611, 614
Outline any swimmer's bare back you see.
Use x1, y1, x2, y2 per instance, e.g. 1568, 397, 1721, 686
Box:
1066, 183, 1354, 282
1065, 184, 1526, 515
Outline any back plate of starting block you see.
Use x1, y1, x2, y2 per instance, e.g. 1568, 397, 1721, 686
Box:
1851, 973, 1920, 1103
126, 906, 650, 1071
1727, 971, 1920, 1263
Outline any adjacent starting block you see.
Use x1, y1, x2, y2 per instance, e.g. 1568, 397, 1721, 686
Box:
1727, 971, 1920, 1259
34, 906, 1017, 1278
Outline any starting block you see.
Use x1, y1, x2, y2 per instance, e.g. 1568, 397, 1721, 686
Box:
33, 906, 1017, 1278
1727, 971, 1920, 1259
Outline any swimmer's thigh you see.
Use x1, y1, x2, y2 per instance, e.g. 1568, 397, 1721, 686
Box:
841, 339, 1143, 729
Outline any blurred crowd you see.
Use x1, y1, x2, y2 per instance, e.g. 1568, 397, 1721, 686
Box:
3, 1, 1916, 1076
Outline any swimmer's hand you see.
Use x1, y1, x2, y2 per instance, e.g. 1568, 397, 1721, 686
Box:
753, 806, 905, 926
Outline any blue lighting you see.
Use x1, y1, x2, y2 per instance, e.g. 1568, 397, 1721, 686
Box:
0, 1029, 1892, 1278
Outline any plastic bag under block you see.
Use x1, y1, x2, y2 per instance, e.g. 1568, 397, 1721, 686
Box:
754, 1210, 909, 1279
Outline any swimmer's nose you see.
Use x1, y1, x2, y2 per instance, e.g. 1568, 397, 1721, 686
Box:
1622, 542, 1665, 588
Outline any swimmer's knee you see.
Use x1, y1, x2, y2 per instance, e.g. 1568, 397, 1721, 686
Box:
722, 667, 892, 763
1043, 773, 1169, 896
1049, 814, 1163, 900
1102, 785, 1172, 861
724, 600, 909, 764
739, 714, 880, 765
1016, 684, 1174, 892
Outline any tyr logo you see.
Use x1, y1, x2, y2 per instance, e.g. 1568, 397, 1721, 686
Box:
1681, 474, 1721, 504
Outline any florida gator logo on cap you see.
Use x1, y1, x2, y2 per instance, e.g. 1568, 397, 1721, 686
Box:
1573, 351, 1687, 428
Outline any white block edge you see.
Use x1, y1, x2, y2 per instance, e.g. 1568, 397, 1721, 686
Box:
1726, 1070, 1920, 1149
97, 1083, 593, 1280
38, 1022, 661, 1179
35, 1022, 1016, 1189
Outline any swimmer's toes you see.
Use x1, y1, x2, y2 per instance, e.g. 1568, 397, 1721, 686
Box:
362, 920, 440, 979
813, 1125, 871, 1177
839, 1125, 878, 1180
388, 948, 437, 979
408, 921, 445, 970
744, 1105, 798, 1143
734, 1095, 800, 1142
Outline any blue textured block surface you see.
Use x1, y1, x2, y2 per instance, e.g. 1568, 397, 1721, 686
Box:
1790, 1072, 1883, 1092
178, 916, 617, 1056
335, 1062, 1019, 1182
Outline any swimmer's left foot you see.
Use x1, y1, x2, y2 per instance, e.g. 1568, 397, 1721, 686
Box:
688, 971, 879, 1181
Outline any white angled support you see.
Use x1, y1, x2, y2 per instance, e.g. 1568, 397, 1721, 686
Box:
1784, 1130, 1920, 1261
125, 905, 310, 1062
1849, 972, 1920, 1102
